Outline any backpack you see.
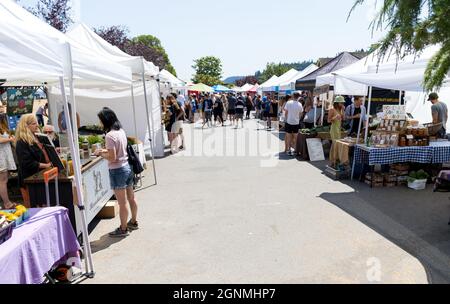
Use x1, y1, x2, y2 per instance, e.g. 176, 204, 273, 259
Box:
434, 170, 450, 192
127, 143, 144, 175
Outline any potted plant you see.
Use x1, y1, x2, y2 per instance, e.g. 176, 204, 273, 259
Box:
407, 170, 430, 190
86, 135, 104, 154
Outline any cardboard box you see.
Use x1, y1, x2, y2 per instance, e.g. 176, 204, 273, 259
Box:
96, 201, 118, 219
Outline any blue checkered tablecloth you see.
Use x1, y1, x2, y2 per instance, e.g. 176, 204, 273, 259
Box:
430, 142, 450, 163
354, 145, 434, 165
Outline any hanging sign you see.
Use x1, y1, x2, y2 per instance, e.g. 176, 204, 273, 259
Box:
383, 105, 406, 120
7, 88, 35, 116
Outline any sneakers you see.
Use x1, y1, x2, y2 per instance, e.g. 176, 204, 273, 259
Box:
109, 227, 129, 238
127, 220, 139, 231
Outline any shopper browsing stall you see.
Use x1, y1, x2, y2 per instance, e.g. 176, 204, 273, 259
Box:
328, 96, 345, 141
0, 120, 17, 210
283, 95, 303, 156
95, 107, 139, 238
15, 114, 52, 207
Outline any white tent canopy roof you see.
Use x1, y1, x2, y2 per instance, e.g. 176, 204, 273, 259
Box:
334, 45, 450, 92
279, 64, 318, 91
67, 23, 159, 77
0, 13, 64, 84
260, 75, 279, 91
0, 0, 132, 86
314, 53, 382, 95
272, 69, 298, 87
159, 69, 185, 87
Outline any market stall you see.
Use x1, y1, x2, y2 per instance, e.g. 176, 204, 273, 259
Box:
0, 0, 137, 280
0, 207, 81, 284
24, 156, 113, 236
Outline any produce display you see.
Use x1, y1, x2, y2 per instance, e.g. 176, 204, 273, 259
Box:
407, 170, 430, 183
0, 205, 28, 228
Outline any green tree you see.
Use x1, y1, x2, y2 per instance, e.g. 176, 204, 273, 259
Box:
258, 63, 291, 83
130, 35, 177, 76
349, 0, 450, 91
192, 56, 223, 86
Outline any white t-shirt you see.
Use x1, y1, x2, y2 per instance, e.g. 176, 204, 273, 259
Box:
284, 100, 303, 125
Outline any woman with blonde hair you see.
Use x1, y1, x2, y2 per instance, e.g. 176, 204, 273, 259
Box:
15, 114, 52, 207
328, 96, 346, 141
0, 119, 17, 209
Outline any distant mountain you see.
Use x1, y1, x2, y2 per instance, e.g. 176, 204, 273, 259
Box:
223, 76, 245, 84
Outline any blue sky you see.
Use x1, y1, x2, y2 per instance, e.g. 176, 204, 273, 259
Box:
22, 0, 384, 81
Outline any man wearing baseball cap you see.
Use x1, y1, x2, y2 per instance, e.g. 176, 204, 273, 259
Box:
429, 92, 448, 138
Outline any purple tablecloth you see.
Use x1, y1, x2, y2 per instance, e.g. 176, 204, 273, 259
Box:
0, 207, 81, 284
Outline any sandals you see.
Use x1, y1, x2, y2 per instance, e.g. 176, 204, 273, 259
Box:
3, 202, 17, 210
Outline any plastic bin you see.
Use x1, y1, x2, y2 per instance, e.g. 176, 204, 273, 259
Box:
408, 179, 427, 190
3, 209, 30, 227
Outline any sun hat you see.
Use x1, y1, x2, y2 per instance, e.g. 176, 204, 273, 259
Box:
334, 96, 345, 103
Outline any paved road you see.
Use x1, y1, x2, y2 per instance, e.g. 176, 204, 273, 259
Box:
85, 119, 450, 284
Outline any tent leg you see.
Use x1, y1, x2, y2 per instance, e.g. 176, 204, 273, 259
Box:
59, 77, 95, 279
351, 97, 365, 181
364, 86, 373, 145
142, 71, 157, 186
131, 83, 139, 141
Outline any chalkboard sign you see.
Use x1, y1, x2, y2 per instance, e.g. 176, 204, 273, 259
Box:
306, 138, 325, 161
7, 88, 35, 116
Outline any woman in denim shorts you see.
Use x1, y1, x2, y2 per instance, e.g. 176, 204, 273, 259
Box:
95, 107, 139, 237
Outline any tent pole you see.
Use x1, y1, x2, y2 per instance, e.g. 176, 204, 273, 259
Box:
313, 96, 317, 128
63, 43, 94, 277
141, 68, 157, 186
351, 96, 366, 181
131, 83, 138, 139
59, 77, 95, 278
321, 95, 325, 126
364, 86, 373, 144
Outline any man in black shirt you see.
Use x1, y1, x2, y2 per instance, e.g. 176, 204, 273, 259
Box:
235, 95, 245, 129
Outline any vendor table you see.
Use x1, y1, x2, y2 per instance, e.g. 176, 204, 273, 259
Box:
0, 207, 81, 284
329, 140, 356, 166
24, 157, 113, 236
354, 142, 450, 166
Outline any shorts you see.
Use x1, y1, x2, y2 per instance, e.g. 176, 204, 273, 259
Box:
228, 109, 236, 115
109, 164, 134, 190
235, 112, 244, 119
171, 121, 183, 133
285, 123, 300, 134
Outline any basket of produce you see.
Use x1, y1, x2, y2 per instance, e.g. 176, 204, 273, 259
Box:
407, 170, 430, 190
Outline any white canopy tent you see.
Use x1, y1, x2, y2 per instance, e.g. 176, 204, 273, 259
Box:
260, 75, 280, 92
158, 69, 186, 97
335, 45, 450, 92
270, 69, 298, 91
315, 55, 378, 96
332, 45, 450, 149
279, 64, 318, 92
0, 1, 131, 87
0, 17, 64, 84
67, 23, 164, 159
0, 0, 138, 280
231, 83, 252, 92
159, 69, 185, 87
